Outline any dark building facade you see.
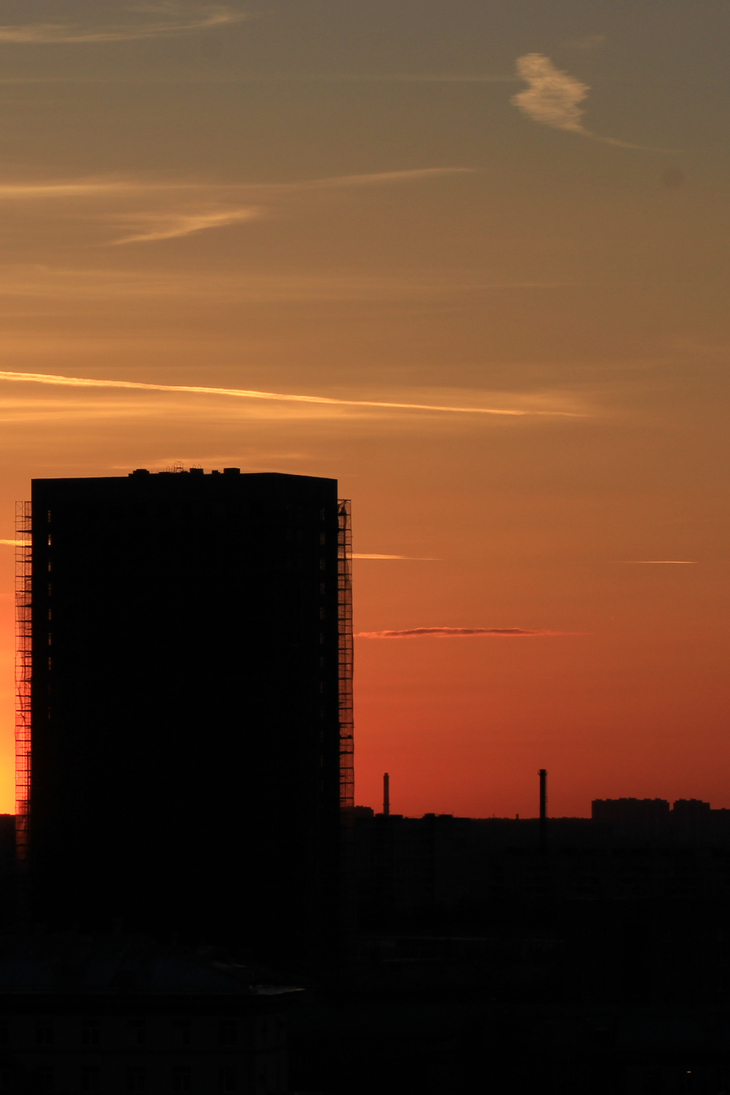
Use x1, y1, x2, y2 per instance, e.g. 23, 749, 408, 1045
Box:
0, 932, 299, 1095
17, 470, 353, 960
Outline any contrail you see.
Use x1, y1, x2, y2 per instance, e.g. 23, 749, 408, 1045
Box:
356, 626, 575, 638
0, 6, 246, 44
622, 560, 697, 565
352, 553, 439, 560
0, 370, 581, 417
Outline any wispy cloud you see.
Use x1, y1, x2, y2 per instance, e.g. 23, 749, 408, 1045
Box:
352, 553, 439, 561
111, 207, 262, 244
0, 181, 144, 199
0, 168, 474, 246
0, 4, 244, 44
0, 168, 471, 200
622, 560, 697, 565
512, 54, 590, 135
285, 168, 472, 193
356, 627, 575, 638
511, 53, 654, 149
308, 73, 515, 85
108, 169, 471, 243
0, 371, 582, 418
0, 72, 517, 87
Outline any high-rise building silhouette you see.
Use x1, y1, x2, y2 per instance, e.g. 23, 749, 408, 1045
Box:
16, 469, 353, 960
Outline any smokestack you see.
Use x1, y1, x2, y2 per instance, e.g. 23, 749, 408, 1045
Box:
383, 773, 390, 817
539, 769, 547, 850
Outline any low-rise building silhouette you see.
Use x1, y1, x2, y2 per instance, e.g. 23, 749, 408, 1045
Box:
354, 803, 730, 926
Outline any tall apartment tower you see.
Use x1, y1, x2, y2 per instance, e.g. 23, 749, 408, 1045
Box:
15, 470, 353, 961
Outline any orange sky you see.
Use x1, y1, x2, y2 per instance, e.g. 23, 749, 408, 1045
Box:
0, 0, 729, 818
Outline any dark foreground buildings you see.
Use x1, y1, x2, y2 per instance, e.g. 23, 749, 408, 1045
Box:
0, 932, 298, 1095
354, 797, 730, 925
17, 469, 353, 962
331, 801, 730, 1094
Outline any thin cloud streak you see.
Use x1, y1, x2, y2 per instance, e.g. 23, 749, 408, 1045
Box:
0, 169, 474, 247
0, 4, 244, 44
356, 627, 575, 638
352, 553, 439, 561
0, 168, 472, 202
285, 168, 473, 193
107, 170, 471, 244
0, 73, 516, 86
623, 560, 697, 565
111, 207, 262, 244
299, 73, 515, 84
0, 182, 146, 199
0, 371, 584, 418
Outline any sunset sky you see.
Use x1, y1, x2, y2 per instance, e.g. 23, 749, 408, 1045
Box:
0, 0, 728, 818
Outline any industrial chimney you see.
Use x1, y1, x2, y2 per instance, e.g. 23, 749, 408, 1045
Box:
539, 768, 548, 850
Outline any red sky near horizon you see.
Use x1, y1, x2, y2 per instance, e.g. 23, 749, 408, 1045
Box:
0, 0, 729, 819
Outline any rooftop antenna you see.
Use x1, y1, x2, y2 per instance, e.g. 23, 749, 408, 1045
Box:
383, 773, 390, 818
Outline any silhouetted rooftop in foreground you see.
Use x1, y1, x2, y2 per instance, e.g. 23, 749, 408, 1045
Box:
0, 933, 300, 1095
0, 934, 302, 997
